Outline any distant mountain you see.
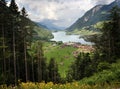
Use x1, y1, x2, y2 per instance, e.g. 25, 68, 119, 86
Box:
66, 0, 120, 32
38, 19, 66, 30
29, 21, 53, 41
36, 22, 49, 30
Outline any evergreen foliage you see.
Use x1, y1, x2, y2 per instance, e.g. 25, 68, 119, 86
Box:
88, 6, 120, 61
67, 53, 94, 81
1, 0, 120, 86
48, 58, 61, 83
0, 0, 59, 85
0, 0, 6, 5
9, 0, 19, 14
67, 6, 120, 82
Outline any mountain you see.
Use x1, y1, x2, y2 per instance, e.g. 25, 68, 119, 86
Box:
66, 0, 120, 32
36, 22, 49, 30
38, 19, 66, 30
18, 18, 53, 41
32, 24, 54, 41
31, 22, 54, 41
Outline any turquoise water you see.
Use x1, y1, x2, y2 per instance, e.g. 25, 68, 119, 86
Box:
50, 31, 91, 45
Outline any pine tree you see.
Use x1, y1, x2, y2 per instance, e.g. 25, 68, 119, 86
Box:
9, 0, 19, 85
89, 6, 120, 61
21, 7, 29, 82
0, 0, 6, 5
28, 44, 35, 82
9, 0, 19, 14
37, 41, 43, 82
21, 7, 28, 17
109, 6, 120, 58
0, 2, 13, 84
48, 58, 60, 83
67, 53, 92, 81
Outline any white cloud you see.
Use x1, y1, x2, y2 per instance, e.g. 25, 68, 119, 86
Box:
15, 0, 115, 28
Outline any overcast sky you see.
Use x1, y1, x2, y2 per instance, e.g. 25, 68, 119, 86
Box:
14, 0, 115, 27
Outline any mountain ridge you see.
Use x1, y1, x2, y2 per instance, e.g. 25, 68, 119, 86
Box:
66, 0, 120, 32
37, 19, 66, 31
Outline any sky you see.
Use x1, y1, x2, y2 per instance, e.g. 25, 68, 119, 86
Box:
13, 0, 115, 28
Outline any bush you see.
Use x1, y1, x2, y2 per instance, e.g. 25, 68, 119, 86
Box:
97, 62, 111, 71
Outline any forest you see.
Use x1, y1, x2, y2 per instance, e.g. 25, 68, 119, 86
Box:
0, 0, 120, 89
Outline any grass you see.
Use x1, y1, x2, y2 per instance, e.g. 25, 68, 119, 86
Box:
43, 42, 93, 78
43, 42, 77, 78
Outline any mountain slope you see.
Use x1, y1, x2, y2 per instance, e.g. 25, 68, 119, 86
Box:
38, 19, 66, 30
25, 20, 53, 41
18, 18, 53, 41
66, 0, 120, 32
32, 24, 54, 41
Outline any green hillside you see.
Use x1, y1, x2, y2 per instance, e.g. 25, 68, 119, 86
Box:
66, 21, 105, 36
32, 25, 53, 41
19, 16, 53, 41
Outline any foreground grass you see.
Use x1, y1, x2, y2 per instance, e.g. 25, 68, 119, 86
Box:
1, 82, 120, 89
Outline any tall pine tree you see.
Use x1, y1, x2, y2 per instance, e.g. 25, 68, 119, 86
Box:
9, 0, 19, 85
48, 58, 60, 83
89, 6, 120, 61
9, 0, 19, 14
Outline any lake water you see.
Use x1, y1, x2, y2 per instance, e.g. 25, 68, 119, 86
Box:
50, 31, 91, 45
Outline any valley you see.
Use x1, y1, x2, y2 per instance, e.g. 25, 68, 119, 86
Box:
43, 30, 93, 78
1, 0, 120, 88
43, 41, 93, 78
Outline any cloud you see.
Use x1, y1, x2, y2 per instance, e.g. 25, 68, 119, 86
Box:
15, 0, 114, 28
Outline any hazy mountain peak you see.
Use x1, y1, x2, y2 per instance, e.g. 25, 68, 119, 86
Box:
114, 0, 120, 6
91, 5, 103, 16
83, 5, 103, 22
115, 0, 120, 2
66, 0, 120, 32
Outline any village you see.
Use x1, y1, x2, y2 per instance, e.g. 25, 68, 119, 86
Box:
62, 42, 94, 57
51, 41, 94, 57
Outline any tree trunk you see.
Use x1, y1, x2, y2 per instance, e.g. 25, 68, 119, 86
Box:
2, 23, 6, 75
13, 20, 17, 85
32, 57, 35, 82
24, 38, 28, 82
37, 43, 42, 82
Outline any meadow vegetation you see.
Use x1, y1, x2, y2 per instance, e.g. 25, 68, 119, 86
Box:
43, 42, 77, 78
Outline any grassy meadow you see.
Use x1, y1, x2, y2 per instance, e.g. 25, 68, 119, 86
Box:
43, 42, 77, 78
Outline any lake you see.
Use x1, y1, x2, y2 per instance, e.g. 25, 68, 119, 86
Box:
50, 31, 91, 45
